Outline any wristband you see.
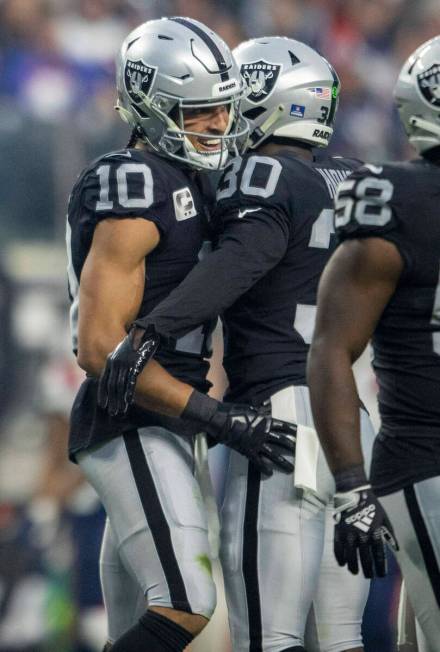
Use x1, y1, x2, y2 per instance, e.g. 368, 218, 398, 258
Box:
181, 389, 219, 423
334, 464, 368, 492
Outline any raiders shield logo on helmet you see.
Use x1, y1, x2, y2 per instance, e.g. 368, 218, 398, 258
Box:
241, 60, 282, 104
417, 63, 440, 107
124, 59, 157, 105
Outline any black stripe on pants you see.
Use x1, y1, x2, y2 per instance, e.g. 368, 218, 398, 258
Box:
404, 484, 440, 608
243, 464, 263, 651
123, 430, 192, 612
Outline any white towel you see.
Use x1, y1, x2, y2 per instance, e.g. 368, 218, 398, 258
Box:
270, 386, 323, 500
294, 424, 321, 494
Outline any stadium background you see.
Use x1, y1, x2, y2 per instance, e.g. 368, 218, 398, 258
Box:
0, 0, 438, 650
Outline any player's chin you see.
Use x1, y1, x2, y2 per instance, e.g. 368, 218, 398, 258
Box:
188, 140, 228, 169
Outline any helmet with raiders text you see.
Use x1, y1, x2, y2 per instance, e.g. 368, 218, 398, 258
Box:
394, 36, 440, 154
233, 36, 340, 149
115, 17, 248, 170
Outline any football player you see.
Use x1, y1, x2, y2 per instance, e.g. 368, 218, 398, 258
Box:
67, 18, 295, 652
99, 37, 377, 652
307, 36, 440, 650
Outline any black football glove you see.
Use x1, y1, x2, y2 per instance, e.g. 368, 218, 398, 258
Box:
98, 326, 160, 416
333, 485, 398, 578
182, 390, 296, 476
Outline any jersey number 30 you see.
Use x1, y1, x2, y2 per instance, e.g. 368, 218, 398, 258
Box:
217, 155, 282, 201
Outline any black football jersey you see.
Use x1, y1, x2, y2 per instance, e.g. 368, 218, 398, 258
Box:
67, 147, 214, 457
334, 159, 440, 494
141, 151, 360, 403
218, 152, 360, 403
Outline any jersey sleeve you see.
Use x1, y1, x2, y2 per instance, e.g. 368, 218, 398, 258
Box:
81, 152, 171, 235
134, 154, 291, 341
334, 164, 415, 272
135, 188, 290, 342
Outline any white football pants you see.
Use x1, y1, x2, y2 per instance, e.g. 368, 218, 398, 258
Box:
380, 475, 440, 651
220, 385, 375, 652
77, 427, 216, 643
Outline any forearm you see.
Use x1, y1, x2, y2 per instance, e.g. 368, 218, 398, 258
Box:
136, 246, 260, 341
307, 238, 402, 476
307, 339, 364, 474
134, 359, 193, 417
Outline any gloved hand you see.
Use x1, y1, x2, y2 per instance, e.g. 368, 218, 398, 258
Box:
98, 326, 160, 416
333, 484, 398, 578
182, 390, 296, 476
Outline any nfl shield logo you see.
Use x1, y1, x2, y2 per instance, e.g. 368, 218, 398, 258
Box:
124, 59, 157, 105
417, 63, 440, 108
241, 60, 282, 104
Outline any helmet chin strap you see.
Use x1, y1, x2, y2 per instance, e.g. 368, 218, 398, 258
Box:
248, 104, 285, 148
410, 115, 440, 138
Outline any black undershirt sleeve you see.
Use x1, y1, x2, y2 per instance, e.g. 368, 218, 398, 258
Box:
135, 207, 290, 342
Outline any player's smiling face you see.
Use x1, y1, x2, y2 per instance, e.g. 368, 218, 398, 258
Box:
182, 104, 230, 153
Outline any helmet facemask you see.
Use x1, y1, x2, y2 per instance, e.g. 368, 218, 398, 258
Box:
117, 83, 248, 171
159, 92, 248, 170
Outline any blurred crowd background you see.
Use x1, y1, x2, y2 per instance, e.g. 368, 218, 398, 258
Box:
0, 0, 437, 650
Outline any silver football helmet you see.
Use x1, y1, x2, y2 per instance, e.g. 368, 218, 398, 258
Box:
394, 36, 440, 154
233, 36, 340, 149
116, 17, 248, 170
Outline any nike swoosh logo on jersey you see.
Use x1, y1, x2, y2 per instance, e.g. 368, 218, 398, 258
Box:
238, 207, 261, 218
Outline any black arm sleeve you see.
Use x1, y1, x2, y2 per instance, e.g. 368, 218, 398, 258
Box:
135, 207, 290, 341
